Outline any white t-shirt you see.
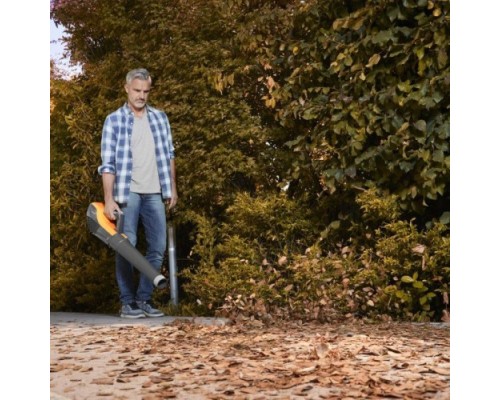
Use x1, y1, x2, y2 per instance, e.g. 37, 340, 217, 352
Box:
130, 113, 161, 194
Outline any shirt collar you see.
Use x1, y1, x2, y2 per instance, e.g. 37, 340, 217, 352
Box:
123, 102, 150, 116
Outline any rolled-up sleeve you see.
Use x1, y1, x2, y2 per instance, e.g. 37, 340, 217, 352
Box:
163, 112, 175, 160
98, 115, 117, 175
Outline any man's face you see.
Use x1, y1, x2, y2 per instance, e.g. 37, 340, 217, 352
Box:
125, 78, 151, 113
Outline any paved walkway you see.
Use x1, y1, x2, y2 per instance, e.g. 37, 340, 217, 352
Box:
51, 311, 231, 327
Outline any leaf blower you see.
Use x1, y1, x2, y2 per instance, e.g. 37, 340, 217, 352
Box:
86, 202, 168, 289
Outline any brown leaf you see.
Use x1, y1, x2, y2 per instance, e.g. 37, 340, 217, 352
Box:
50, 363, 66, 373
314, 343, 330, 359
159, 390, 177, 398
91, 378, 114, 385
412, 244, 426, 254
425, 366, 450, 376
385, 346, 401, 353
284, 284, 294, 292
294, 365, 318, 376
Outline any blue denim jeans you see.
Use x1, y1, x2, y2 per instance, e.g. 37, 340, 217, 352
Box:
116, 192, 166, 305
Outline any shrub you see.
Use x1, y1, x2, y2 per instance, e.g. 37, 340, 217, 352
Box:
201, 188, 449, 323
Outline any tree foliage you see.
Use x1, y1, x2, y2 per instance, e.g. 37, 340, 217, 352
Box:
51, 0, 449, 321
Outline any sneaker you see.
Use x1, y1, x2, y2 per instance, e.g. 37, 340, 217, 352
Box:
120, 302, 146, 319
137, 300, 165, 317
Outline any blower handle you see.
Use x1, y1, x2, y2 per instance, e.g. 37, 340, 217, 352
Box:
113, 210, 124, 234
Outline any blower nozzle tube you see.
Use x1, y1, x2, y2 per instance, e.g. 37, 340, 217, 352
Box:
86, 202, 168, 289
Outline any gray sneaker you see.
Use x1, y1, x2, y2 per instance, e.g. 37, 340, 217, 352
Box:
120, 302, 146, 319
137, 300, 165, 317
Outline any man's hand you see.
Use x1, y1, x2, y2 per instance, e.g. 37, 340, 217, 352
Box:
167, 188, 178, 210
104, 200, 122, 220
102, 173, 121, 219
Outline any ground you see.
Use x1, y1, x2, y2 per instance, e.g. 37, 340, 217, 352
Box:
50, 314, 449, 399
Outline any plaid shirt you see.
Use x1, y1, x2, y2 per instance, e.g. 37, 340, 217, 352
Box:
98, 103, 175, 204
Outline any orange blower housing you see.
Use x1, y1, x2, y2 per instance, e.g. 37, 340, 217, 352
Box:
86, 202, 168, 289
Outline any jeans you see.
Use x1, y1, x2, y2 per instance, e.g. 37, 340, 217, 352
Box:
116, 192, 166, 305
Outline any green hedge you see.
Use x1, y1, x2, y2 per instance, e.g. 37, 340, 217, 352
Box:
51, 0, 449, 320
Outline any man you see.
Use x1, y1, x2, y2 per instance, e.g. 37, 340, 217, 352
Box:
98, 68, 178, 318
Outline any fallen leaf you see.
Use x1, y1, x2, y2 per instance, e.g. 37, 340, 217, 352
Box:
91, 378, 114, 385
278, 256, 287, 265
314, 343, 330, 359
412, 244, 426, 254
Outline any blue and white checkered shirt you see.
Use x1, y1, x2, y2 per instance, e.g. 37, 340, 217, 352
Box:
98, 103, 175, 204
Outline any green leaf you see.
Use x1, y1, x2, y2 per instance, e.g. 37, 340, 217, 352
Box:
400, 161, 414, 172
345, 165, 357, 178
372, 30, 393, 44
432, 91, 444, 104
432, 150, 444, 162
419, 97, 435, 109
387, 6, 400, 22
351, 18, 365, 31
329, 220, 341, 230
401, 276, 414, 283
414, 120, 427, 132
332, 18, 347, 31
323, 168, 336, 178
415, 47, 425, 60
413, 281, 424, 289
438, 49, 448, 69
397, 81, 412, 93
366, 53, 381, 68
302, 109, 318, 120
439, 212, 450, 224
418, 59, 427, 76
320, 220, 340, 238
396, 290, 409, 302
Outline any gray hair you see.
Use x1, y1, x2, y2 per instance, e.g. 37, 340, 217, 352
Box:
125, 68, 152, 84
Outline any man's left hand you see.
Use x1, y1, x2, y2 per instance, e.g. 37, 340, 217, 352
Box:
167, 193, 178, 210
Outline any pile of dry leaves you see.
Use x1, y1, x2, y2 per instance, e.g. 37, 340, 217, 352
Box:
50, 319, 449, 399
